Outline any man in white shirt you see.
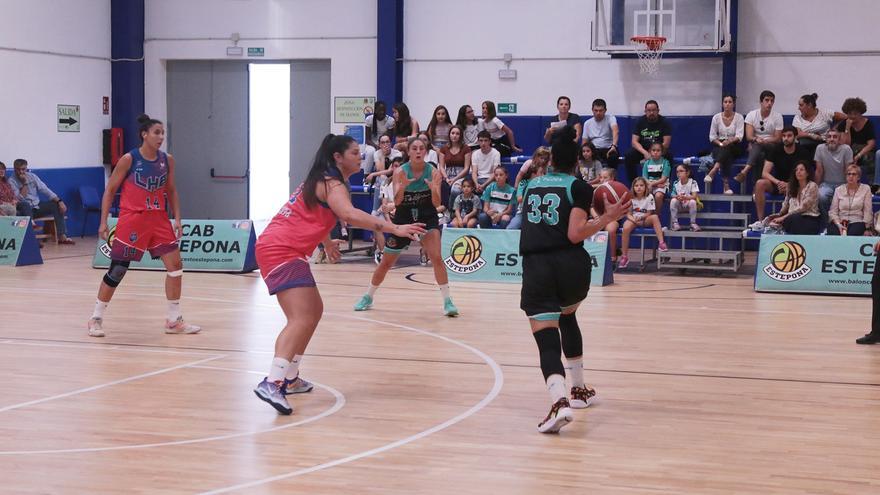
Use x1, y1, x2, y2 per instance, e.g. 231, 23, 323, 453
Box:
583, 98, 619, 168
741, 90, 784, 183
471, 131, 501, 193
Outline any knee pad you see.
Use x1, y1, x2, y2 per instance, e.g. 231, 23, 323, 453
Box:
559, 313, 583, 359
167, 269, 184, 278
533, 328, 565, 380
103, 260, 130, 288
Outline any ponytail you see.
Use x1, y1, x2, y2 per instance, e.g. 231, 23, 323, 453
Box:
302, 134, 357, 207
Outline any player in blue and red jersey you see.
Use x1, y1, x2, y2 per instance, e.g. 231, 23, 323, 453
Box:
87, 114, 200, 337
253, 134, 425, 415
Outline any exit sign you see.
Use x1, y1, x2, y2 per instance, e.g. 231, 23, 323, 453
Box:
247, 47, 265, 57
498, 103, 517, 114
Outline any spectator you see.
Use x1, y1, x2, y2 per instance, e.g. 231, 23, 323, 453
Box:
544, 96, 582, 143
751, 126, 811, 227
438, 125, 472, 208
767, 160, 820, 235
624, 100, 672, 185
508, 154, 548, 230
741, 90, 784, 184
455, 104, 482, 149
578, 142, 603, 185
417, 132, 440, 164
392, 102, 419, 148
792, 93, 845, 157
478, 166, 514, 228
835, 97, 876, 185
365, 100, 394, 148
704, 94, 745, 195
471, 130, 501, 193
365, 134, 402, 214
828, 164, 872, 236
814, 129, 853, 227
642, 142, 671, 206
370, 157, 403, 265
480, 100, 522, 157
592, 168, 622, 267
618, 177, 668, 270
669, 164, 701, 232
583, 98, 619, 168
9, 158, 75, 244
426, 105, 453, 149
514, 147, 550, 191
451, 178, 481, 228
0, 162, 16, 216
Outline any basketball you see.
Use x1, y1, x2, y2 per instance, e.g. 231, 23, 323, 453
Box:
592, 181, 631, 215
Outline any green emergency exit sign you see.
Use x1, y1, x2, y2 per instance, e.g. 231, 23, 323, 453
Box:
498, 103, 517, 114
247, 47, 265, 57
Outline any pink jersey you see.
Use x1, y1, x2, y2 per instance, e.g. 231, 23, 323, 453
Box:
119, 148, 169, 213
257, 184, 338, 256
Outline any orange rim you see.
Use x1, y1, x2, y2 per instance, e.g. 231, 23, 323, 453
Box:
631, 36, 667, 51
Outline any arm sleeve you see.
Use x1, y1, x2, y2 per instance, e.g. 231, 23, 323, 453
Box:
661, 119, 673, 137
709, 114, 719, 142
735, 114, 745, 140
864, 187, 874, 225
481, 187, 491, 203
570, 179, 593, 212
492, 150, 501, 167
473, 196, 482, 210
828, 188, 841, 224
493, 117, 505, 130
663, 160, 672, 178
34, 175, 58, 201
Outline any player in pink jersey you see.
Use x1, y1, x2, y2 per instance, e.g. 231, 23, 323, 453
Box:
253, 134, 426, 415
87, 114, 200, 338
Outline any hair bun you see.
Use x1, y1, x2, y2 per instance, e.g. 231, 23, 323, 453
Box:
136, 113, 151, 125
811, 93, 818, 100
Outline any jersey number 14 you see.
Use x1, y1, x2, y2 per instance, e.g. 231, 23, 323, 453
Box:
526, 193, 560, 225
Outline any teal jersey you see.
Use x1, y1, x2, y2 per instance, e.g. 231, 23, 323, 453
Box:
396, 162, 436, 224
520, 172, 593, 255
481, 182, 515, 213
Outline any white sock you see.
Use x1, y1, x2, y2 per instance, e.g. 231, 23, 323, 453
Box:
167, 299, 181, 322
366, 284, 379, 297
92, 300, 108, 319
284, 354, 303, 380
438, 284, 450, 299
546, 374, 567, 402
268, 357, 290, 384
567, 357, 584, 388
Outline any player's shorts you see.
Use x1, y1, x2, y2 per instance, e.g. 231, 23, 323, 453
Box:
520, 247, 591, 320
384, 209, 439, 254
256, 244, 316, 295
110, 210, 179, 262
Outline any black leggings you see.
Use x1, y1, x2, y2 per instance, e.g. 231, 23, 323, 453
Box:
826, 222, 867, 236
782, 214, 820, 235
712, 143, 743, 178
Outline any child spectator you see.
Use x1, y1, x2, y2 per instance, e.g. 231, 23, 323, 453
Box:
578, 142, 603, 185
392, 102, 419, 148
508, 155, 548, 230
451, 178, 481, 228
514, 147, 550, 191
619, 177, 668, 269
590, 168, 623, 267
480, 100, 522, 157
642, 142, 671, 207
478, 166, 515, 228
426, 105, 453, 149
370, 157, 402, 264
669, 164, 701, 231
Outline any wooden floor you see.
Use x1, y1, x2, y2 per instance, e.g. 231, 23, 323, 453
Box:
3, 239, 880, 494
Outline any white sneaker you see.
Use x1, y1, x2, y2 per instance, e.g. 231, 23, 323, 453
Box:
537, 398, 574, 434
164, 317, 201, 334
748, 220, 765, 232
703, 175, 713, 183
88, 317, 104, 337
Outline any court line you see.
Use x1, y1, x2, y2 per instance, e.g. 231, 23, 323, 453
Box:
0, 339, 220, 356
197, 311, 504, 495
0, 365, 345, 456
0, 354, 225, 414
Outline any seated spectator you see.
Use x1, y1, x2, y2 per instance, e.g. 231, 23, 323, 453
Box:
514, 147, 550, 191
426, 105, 453, 149
669, 164, 701, 231
392, 102, 419, 149
814, 129, 853, 226
370, 157, 402, 265
828, 164, 873, 236
767, 160, 820, 235
417, 132, 440, 164
834, 97, 876, 186
9, 158, 75, 244
741, 90, 783, 184
642, 142, 671, 206
478, 166, 514, 228
365, 100, 395, 149
578, 142, 603, 185
480, 101, 522, 157
455, 104, 482, 149
792, 93, 845, 157
591, 168, 622, 266
366, 134, 403, 214
704, 94, 745, 195
471, 130, 501, 193
0, 161, 16, 216
508, 154, 548, 230
583, 98, 619, 168
751, 126, 811, 227
618, 177, 668, 269
624, 99, 672, 185
451, 178, 481, 228
543, 96, 582, 143
438, 125, 472, 208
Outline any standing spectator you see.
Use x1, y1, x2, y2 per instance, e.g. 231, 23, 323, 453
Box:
828, 165, 872, 236
426, 105, 453, 149
751, 126, 811, 227
642, 142, 671, 206
814, 129, 853, 226
0, 162, 16, 216
704, 94, 745, 195
583, 98, 619, 168
392, 102, 419, 148
471, 130, 501, 193
9, 158, 75, 244
835, 97, 876, 185
792, 93, 845, 157
455, 104, 482, 149
543, 96, 582, 143
578, 143, 603, 185
480, 100, 522, 157
767, 160, 821, 235
624, 100, 672, 185
478, 166, 515, 228
365, 101, 394, 149
438, 125, 472, 208
741, 90, 784, 184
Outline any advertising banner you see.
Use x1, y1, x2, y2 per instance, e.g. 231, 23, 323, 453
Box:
754, 235, 875, 295
0, 216, 42, 266
440, 228, 612, 286
93, 218, 257, 273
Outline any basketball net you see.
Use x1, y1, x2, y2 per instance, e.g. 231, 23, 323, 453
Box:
631, 36, 666, 75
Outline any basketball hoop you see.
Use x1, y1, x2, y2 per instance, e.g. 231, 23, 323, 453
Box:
631, 36, 666, 74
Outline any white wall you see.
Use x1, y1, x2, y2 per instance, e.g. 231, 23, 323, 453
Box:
0, 0, 111, 168
144, 0, 377, 135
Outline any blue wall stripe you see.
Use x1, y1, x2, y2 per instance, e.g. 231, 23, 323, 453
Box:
111, 0, 145, 152
376, 0, 403, 105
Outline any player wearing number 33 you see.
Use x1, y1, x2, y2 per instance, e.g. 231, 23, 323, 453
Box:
520, 125, 630, 433
86, 114, 200, 338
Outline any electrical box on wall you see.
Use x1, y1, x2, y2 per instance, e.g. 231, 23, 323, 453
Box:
498, 69, 517, 80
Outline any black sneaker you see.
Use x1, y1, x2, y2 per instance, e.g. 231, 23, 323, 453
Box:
856, 333, 880, 345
